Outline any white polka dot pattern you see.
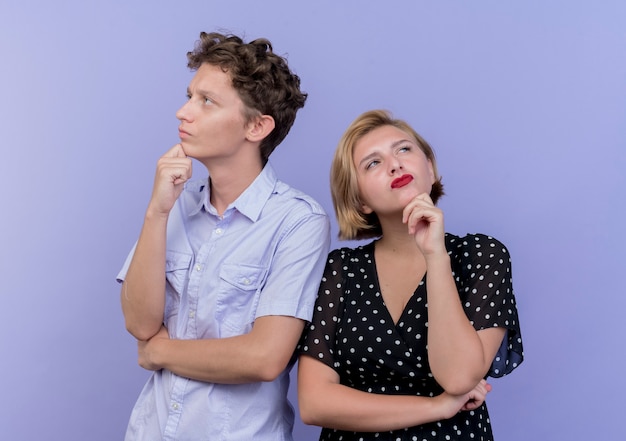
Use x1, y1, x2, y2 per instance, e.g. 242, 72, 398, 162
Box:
299, 233, 524, 440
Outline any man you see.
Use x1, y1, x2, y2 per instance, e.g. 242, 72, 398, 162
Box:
117, 31, 330, 440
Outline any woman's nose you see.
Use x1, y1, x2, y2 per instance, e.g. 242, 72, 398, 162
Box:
390, 160, 403, 175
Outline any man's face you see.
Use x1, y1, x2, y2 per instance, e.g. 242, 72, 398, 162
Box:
175, 63, 250, 164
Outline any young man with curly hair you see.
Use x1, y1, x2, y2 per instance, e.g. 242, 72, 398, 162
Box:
117, 32, 330, 441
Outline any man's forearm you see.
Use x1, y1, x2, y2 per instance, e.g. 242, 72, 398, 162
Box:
140, 316, 305, 384
121, 213, 169, 340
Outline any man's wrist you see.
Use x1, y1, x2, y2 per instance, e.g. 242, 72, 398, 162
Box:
148, 334, 168, 370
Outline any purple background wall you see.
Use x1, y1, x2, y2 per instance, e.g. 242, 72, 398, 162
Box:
1, 1, 624, 439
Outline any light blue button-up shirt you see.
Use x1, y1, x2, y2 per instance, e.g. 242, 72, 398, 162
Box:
117, 163, 330, 441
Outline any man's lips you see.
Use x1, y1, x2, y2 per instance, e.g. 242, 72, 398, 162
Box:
391, 174, 414, 189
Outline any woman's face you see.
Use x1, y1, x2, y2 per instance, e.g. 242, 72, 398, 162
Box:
352, 125, 435, 216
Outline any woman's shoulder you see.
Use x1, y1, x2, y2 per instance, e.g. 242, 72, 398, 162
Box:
445, 232, 510, 260
328, 241, 375, 261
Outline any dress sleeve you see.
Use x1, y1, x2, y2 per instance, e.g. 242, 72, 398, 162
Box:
297, 248, 348, 372
453, 234, 524, 378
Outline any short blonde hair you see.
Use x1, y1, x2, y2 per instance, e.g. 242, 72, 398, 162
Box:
330, 110, 444, 240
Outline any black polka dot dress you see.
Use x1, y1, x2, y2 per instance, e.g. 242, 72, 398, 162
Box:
299, 233, 524, 441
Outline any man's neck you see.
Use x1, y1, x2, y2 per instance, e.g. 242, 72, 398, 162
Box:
206, 159, 264, 216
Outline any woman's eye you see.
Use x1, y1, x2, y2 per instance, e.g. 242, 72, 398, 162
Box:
204, 97, 213, 105
398, 146, 410, 153
366, 160, 379, 170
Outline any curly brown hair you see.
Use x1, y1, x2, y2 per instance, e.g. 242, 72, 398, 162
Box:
187, 32, 307, 163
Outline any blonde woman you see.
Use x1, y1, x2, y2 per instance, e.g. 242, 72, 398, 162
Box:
298, 110, 523, 440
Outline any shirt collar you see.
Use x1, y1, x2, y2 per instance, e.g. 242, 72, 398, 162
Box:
187, 163, 277, 222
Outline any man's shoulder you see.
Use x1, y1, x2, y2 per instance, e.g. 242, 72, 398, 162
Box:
271, 180, 328, 217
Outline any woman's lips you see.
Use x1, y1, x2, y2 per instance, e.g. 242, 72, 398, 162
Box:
391, 174, 414, 189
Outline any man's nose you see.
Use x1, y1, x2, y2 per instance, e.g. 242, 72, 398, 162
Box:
176, 101, 192, 121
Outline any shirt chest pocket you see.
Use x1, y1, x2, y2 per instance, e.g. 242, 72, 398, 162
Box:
216, 263, 267, 337
164, 251, 192, 321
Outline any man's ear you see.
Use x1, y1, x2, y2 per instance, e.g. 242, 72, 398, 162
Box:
246, 115, 275, 143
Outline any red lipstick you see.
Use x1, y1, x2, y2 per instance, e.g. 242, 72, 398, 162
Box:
391, 174, 414, 189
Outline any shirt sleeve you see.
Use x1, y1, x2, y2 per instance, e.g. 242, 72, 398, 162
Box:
452, 234, 524, 377
297, 248, 347, 372
115, 242, 137, 283
254, 210, 331, 322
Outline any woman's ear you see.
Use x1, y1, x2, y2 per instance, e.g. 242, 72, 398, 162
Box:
360, 201, 373, 214
246, 115, 275, 143
428, 160, 436, 184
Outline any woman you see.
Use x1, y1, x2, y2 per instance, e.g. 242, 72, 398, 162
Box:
298, 110, 524, 440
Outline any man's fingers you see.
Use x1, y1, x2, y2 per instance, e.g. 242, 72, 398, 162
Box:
162, 143, 187, 158
157, 148, 193, 183
170, 170, 190, 185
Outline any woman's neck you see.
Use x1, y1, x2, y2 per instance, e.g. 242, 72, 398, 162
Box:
375, 217, 423, 257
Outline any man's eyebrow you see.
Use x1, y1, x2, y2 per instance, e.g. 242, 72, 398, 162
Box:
187, 87, 221, 100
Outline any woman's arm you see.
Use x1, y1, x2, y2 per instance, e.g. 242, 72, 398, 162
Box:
424, 253, 506, 394
403, 194, 506, 395
297, 355, 490, 432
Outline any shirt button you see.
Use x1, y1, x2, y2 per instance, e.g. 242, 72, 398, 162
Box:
242, 278, 251, 285
215, 228, 223, 235
195, 265, 202, 271
172, 403, 180, 410
189, 310, 195, 318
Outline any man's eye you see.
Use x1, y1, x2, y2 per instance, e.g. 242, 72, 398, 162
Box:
204, 97, 213, 105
